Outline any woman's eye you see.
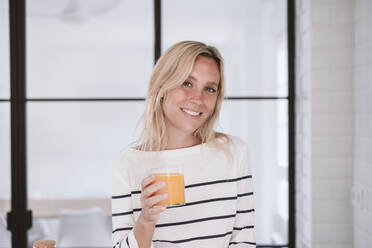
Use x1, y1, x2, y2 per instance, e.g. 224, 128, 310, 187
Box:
206, 87, 217, 93
183, 81, 192, 87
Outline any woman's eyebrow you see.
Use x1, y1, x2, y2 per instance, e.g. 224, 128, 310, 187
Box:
208, 82, 219, 88
187, 75, 197, 81
187, 75, 219, 86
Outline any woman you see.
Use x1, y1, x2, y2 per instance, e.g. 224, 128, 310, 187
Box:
112, 41, 255, 248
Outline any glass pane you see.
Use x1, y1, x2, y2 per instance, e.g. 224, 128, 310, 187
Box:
27, 101, 145, 246
0, 0, 10, 99
217, 100, 289, 244
26, 1, 153, 98
0, 103, 11, 247
163, 0, 288, 97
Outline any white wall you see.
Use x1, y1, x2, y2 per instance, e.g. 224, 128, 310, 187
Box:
296, 0, 354, 247
353, 0, 372, 246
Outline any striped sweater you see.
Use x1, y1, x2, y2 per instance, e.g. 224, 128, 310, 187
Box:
112, 135, 255, 248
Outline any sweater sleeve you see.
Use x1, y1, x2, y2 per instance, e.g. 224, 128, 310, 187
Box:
229, 143, 256, 248
112, 156, 139, 248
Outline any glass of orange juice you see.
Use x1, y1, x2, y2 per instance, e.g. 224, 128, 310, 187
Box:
150, 165, 185, 207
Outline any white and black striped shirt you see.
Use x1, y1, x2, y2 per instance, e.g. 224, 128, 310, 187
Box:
112, 135, 255, 248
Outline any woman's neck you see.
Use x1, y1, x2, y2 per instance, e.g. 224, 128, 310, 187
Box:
165, 134, 201, 150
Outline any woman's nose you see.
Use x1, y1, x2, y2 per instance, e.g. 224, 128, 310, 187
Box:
189, 89, 203, 105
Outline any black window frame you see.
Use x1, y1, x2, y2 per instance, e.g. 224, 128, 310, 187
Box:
5, 0, 295, 247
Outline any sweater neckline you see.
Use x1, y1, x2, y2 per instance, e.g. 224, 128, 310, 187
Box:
129, 142, 206, 156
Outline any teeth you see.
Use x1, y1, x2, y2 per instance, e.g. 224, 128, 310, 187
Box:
182, 108, 201, 116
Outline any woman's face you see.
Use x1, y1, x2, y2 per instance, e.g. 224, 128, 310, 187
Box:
162, 56, 220, 139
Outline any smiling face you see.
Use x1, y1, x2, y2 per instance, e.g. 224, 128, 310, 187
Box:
162, 56, 220, 143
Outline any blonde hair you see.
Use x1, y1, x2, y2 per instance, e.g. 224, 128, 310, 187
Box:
137, 41, 230, 152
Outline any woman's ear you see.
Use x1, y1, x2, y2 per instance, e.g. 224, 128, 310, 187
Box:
160, 90, 167, 101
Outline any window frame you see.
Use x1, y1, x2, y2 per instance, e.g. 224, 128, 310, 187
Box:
5, 0, 296, 247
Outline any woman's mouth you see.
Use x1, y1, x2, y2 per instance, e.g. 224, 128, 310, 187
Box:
181, 108, 202, 116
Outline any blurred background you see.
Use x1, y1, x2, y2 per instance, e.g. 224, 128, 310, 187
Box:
1, 0, 371, 247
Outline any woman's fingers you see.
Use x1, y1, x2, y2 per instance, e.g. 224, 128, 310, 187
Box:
142, 181, 166, 198
139, 175, 168, 223
144, 193, 168, 208
141, 174, 156, 190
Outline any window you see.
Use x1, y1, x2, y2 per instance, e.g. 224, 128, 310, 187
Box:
6, 1, 295, 247
163, 0, 289, 244
25, 1, 153, 246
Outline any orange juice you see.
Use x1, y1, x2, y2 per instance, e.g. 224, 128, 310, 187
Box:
154, 173, 185, 206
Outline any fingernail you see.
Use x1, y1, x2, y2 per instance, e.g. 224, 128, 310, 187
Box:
163, 193, 168, 198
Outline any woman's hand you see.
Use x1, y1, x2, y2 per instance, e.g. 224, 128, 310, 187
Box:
138, 174, 168, 225
134, 175, 168, 248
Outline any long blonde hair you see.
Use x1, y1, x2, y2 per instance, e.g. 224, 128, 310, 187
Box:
137, 41, 230, 151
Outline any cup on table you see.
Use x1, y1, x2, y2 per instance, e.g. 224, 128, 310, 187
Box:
150, 165, 185, 207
